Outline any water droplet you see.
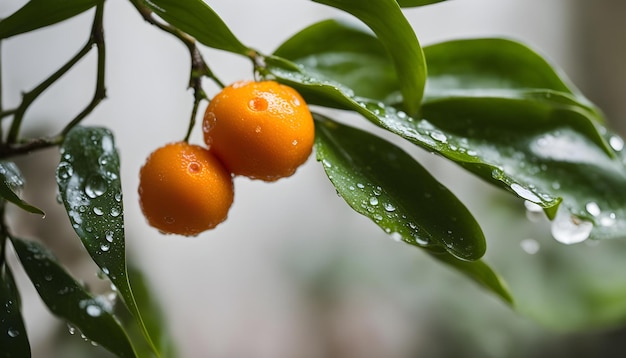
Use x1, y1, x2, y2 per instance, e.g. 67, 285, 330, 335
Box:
585, 202, 601, 216
85, 175, 107, 198
369, 197, 379, 206
383, 203, 396, 212
389, 232, 402, 242
44, 274, 53, 282
551, 208, 593, 244
524, 200, 544, 222
110, 207, 121, 217
100, 243, 110, 252
67, 324, 77, 335
520, 238, 540, 254
7, 328, 19, 338
511, 183, 541, 202
101, 136, 114, 152
292, 140, 298, 146
105, 231, 114, 242
430, 132, 447, 143
102, 267, 110, 275
56, 162, 74, 180
610, 135, 624, 151
93, 207, 104, 216
356, 183, 365, 189
114, 192, 122, 202
322, 159, 332, 168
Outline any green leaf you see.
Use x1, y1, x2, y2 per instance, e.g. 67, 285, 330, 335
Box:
267, 37, 626, 241
314, 115, 512, 303
0, 0, 103, 39
397, 0, 447, 7
315, 114, 485, 261
143, 0, 250, 55
55, 126, 160, 356
0, 263, 30, 356
311, 0, 425, 116
423, 38, 601, 119
0, 161, 45, 216
427, 250, 513, 305
274, 19, 398, 102
10, 237, 136, 357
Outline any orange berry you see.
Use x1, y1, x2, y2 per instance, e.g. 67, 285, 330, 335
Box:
203, 80, 315, 182
138, 142, 234, 236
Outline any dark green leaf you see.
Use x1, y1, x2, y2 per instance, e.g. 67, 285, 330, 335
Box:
0, 161, 45, 216
56, 126, 160, 355
0, 263, 30, 356
397, 0, 447, 7
315, 114, 485, 261
311, 0, 425, 116
427, 250, 513, 305
274, 19, 398, 102
0, 0, 102, 39
11, 237, 136, 357
143, 0, 250, 55
423, 38, 602, 120
267, 37, 626, 241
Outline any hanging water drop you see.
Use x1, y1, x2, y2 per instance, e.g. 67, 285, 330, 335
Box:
389, 232, 402, 242
610, 135, 624, 151
551, 208, 593, 244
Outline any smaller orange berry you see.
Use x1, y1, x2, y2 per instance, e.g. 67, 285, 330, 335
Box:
138, 142, 234, 236
203, 80, 315, 182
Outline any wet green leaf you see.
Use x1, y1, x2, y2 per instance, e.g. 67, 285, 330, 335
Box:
312, 0, 425, 116
0, 0, 102, 39
314, 115, 512, 303
56, 126, 160, 356
267, 36, 626, 242
0, 161, 44, 216
315, 114, 485, 261
11, 237, 136, 357
0, 263, 30, 356
143, 0, 250, 55
397, 0, 447, 7
274, 19, 398, 102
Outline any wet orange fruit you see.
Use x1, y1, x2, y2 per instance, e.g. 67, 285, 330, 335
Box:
203, 80, 314, 181
138, 142, 234, 236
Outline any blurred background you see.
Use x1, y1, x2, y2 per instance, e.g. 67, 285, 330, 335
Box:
2, 0, 626, 357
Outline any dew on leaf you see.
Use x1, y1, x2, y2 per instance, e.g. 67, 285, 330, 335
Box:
610, 135, 624, 151
56, 162, 74, 180
369, 197, 379, 206
511, 183, 541, 202
85, 175, 107, 198
7, 328, 20, 338
585, 202, 601, 217
93, 207, 104, 216
389, 232, 402, 242
383, 203, 396, 212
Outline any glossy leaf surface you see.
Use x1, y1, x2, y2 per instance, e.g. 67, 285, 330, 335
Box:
11, 237, 136, 357
315, 114, 485, 261
314, 115, 512, 302
268, 29, 626, 241
0, 263, 30, 356
56, 126, 159, 355
312, 0, 425, 116
144, 0, 249, 55
0, 0, 102, 39
0, 161, 44, 216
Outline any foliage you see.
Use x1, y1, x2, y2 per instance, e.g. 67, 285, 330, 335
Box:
0, 0, 625, 356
